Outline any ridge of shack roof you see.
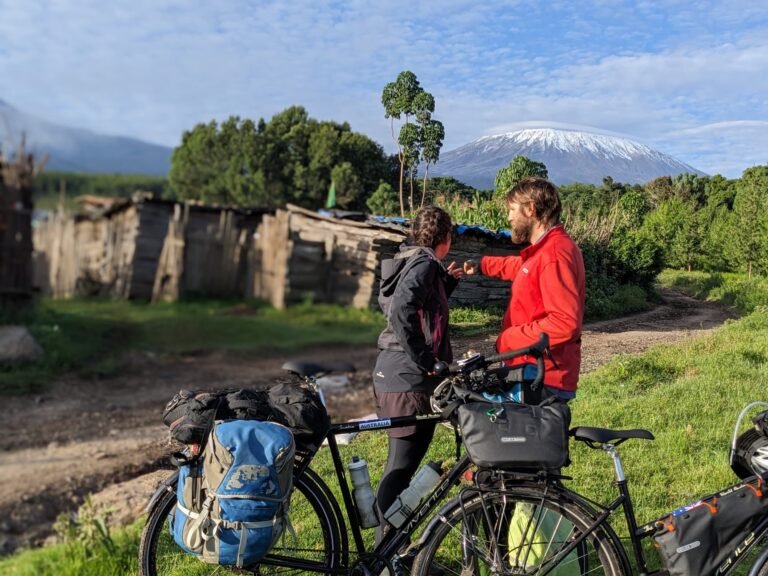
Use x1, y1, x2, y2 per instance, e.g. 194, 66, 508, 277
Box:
74, 193, 274, 220
312, 207, 517, 243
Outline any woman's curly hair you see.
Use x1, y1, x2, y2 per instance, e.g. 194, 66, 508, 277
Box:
411, 206, 453, 249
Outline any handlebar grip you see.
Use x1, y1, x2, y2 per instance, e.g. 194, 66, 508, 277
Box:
432, 361, 450, 378
485, 333, 550, 365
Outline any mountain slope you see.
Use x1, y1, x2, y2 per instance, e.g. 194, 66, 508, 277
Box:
431, 128, 706, 188
0, 99, 172, 176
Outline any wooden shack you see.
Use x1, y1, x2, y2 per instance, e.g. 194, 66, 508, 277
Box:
248, 204, 523, 310
0, 147, 37, 306
33, 195, 270, 301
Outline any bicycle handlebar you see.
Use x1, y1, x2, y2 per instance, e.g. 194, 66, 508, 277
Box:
436, 333, 549, 376
430, 334, 550, 410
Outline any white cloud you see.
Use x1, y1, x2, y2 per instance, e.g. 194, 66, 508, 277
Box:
0, 0, 766, 178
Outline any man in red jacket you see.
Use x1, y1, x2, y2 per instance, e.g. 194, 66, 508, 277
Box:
464, 176, 585, 398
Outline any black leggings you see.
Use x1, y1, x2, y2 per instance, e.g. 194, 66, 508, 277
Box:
375, 425, 436, 543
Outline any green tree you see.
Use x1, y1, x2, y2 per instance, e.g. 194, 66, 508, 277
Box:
330, 162, 361, 209
399, 122, 421, 212
381, 71, 443, 216
382, 71, 422, 215
169, 106, 389, 210
641, 197, 703, 270
366, 182, 400, 216
643, 176, 675, 208
732, 166, 768, 278
419, 119, 445, 208
616, 187, 651, 230
170, 120, 232, 204
428, 176, 478, 201
494, 156, 548, 198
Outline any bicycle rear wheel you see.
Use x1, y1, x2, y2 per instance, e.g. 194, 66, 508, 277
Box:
138, 467, 346, 575
413, 484, 626, 576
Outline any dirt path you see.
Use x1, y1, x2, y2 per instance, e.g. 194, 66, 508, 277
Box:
0, 288, 737, 555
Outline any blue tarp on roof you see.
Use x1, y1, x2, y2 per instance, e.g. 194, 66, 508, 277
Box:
315, 210, 515, 243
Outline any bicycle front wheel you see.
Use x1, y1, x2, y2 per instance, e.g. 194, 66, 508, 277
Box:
413, 484, 626, 576
138, 467, 347, 575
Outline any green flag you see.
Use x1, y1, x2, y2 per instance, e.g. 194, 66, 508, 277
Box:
325, 180, 337, 209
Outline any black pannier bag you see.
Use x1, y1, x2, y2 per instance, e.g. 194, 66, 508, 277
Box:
456, 398, 570, 470
653, 475, 768, 576
267, 383, 330, 448
162, 383, 330, 449
162, 389, 228, 445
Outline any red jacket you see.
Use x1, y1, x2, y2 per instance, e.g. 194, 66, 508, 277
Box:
480, 225, 585, 391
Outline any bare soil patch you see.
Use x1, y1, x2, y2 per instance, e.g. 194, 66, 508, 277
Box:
0, 288, 737, 555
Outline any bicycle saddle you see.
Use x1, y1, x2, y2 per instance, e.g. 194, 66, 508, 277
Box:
571, 426, 655, 446
281, 361, 355, 378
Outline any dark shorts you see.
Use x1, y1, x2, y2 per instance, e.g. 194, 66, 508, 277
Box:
373, 389, 436, 438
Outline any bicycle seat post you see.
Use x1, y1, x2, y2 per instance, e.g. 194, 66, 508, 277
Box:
603, 443, 626, 483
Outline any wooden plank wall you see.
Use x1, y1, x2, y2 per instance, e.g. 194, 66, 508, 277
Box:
248, 209, 291, 308
248, 205, 522, 310
129, 202, 172, 299
285, 209, 406, 308
153, 205, 263, 301
444, 235, 520, 308
31, 198, 520, 309
152, 203, 188, 302
32, 212, 78, 298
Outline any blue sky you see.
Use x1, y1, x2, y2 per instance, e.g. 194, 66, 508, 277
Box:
1, 0, 766, 178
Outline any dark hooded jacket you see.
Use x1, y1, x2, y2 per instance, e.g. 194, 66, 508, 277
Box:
374, 245, 457, 393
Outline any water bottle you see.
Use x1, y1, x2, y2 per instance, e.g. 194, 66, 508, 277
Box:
384, 461, 443, 528
347, 456, 380, 528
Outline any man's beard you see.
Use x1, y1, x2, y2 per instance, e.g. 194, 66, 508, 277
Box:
510, 219, 532, 244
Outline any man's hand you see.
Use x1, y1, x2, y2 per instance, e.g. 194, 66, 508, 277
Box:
463, 258, 479, 276
446, 261, 465, 279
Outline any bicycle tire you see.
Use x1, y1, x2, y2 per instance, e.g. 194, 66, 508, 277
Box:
732, 428, 768, 479
412, 483, 626, 576
138, 467, 347, 575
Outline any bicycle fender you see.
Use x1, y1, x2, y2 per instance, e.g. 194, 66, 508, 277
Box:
145, 470, 179, 514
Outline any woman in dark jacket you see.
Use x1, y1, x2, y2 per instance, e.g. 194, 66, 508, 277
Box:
373, 206, 462, 540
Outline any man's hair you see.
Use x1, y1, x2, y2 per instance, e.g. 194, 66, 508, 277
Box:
506, 176, 562, 227
411, 206, 453, 249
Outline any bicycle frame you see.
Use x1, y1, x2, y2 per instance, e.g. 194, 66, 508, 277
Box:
322, 411, 472, 574
519, 439, 768, 576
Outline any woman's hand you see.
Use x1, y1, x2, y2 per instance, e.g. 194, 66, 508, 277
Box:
446, 261, 465, 279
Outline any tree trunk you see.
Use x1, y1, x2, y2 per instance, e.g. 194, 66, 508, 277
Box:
409, 171, 414, 214
398, 152, 405, 217
421, 165, 430, 208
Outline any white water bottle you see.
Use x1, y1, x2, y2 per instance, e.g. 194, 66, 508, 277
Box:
347, 456, 380, 528
384, 461, 443, 528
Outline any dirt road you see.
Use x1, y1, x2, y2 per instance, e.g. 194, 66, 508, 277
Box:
0, 289, 737, 555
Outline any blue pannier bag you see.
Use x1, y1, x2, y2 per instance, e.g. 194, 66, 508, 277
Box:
171, 419, 295, 567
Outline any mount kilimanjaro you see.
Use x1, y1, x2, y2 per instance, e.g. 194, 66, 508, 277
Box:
430, 128, 706, 188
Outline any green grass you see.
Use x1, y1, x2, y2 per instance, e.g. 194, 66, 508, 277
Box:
659, 269, 768, 314
449, 305, 503, 337
5, 279, 768, 573
0, 298, 385, 395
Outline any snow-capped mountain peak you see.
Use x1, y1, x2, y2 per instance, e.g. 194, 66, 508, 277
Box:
432, 128, 705, 188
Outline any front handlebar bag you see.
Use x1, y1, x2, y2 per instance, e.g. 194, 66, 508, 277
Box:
457, 399, 570, 470
652, 475, 768, 576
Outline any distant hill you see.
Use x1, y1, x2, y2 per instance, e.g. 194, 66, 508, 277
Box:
431, 128, 706, 188
0, 99, 172, 176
